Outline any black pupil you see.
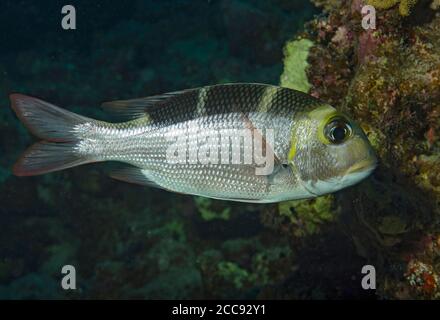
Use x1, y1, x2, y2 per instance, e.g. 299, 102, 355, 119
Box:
325, 119, 350, 143
332, 125, 347, 142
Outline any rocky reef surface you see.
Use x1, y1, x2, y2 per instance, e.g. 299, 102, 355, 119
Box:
279, 0, 440, 299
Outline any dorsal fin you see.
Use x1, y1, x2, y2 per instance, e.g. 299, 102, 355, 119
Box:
101, 88, 196, 120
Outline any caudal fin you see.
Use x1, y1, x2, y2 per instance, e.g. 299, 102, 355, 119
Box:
10, 94, 95, 176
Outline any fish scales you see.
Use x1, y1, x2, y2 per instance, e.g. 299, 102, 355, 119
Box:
78, 85, 319, 200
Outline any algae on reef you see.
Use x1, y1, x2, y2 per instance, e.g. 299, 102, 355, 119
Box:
280, 39, 314, 93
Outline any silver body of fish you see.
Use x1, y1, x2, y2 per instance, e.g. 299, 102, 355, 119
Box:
10, 83, 377, 203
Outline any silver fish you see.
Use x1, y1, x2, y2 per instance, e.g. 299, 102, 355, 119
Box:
10, 83, 377, 203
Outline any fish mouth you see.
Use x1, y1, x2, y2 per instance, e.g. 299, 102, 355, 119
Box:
346, 157, 377, 175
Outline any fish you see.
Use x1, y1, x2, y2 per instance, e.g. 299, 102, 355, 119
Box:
10, 83, 377, 203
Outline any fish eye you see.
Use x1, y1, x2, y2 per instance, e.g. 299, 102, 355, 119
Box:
324, 117, 352, 144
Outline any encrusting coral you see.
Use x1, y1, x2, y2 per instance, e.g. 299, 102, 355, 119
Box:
280, 38, 314, 93
431, 0, 440, 10
367, 0, 419, 16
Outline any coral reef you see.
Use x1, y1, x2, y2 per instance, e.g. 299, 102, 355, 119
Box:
286, 0, 440, 299
261, 196, 337, 240
367, 0, 419, 16
405, 259, 439, 298
194, 197, 231, 221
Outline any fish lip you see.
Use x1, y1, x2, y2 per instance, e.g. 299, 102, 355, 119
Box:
346, 157, 377, 175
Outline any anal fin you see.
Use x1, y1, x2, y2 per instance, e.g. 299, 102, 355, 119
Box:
109, 166, 162, 189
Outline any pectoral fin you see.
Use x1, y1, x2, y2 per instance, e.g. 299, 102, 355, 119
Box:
239, 113, 282, 166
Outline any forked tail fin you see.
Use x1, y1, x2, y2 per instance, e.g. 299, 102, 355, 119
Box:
10, 94, 95, 176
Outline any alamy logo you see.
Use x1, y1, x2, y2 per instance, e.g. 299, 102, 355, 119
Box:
61, 5, 76, 30
361, 5, 376, 30
61, 265, 77, 290
165, 127, 275, 175
361, 265, 376, 290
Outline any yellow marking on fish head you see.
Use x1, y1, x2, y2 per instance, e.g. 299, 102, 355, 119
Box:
288, 135, 297, 162
307, 104, 342, 145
